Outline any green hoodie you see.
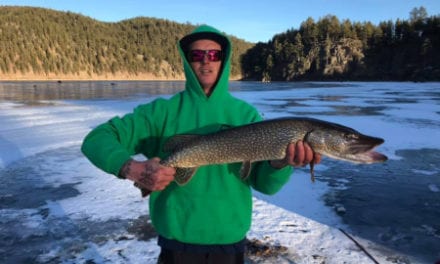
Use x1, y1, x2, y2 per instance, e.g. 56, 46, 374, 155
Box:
81, 25, 292, 245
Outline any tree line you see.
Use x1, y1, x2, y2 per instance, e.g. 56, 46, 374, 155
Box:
0, 6, 252, 78
241, 7, 439, 81
1, 6, 438, 81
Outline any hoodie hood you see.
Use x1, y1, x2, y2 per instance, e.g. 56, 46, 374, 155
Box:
178, 25, 232, 100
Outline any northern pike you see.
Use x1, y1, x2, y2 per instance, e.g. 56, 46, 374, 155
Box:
136, 117, 387, 196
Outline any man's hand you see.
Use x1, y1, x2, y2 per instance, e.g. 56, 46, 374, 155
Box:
119, 158, 175, 193
270, 140, 322, 169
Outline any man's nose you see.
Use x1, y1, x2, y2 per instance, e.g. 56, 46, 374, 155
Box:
201, 55, 209, 63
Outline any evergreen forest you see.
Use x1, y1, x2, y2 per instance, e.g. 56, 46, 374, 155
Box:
0, 6, 438, 81
0, 6, 252, 79
241, 7, 439, 81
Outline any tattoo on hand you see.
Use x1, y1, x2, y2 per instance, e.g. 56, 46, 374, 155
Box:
119, 160, 132, 179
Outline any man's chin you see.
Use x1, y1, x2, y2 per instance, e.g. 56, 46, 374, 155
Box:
199, 79, 216, 89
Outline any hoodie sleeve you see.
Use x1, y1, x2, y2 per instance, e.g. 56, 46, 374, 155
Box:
81, 115, 137, 177
248, 161, 293, 195
81, 101, 162, 177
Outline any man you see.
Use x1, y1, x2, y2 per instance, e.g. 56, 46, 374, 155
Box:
81, 25, 320, 264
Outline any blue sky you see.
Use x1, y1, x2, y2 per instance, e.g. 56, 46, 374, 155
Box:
2, 0, 439, 42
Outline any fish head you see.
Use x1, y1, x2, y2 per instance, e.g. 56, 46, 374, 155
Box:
305, 124, 388, 164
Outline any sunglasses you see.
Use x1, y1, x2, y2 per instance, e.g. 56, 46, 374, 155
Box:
188, 49, 223, 62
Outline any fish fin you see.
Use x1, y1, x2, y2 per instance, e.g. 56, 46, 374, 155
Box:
240, 161, 252, 180
163, 135, 200, 153
309, 161, 315, 183
174, 167, 198, 185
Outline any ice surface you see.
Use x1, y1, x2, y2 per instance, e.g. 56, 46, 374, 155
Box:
1, 81, 439, 263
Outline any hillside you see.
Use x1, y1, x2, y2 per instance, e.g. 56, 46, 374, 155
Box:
0, 6, 253, 80
241, 9, 440, 81
2, 6, 438, 82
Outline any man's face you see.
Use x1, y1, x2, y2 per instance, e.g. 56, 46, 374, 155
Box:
188, 40, 223, 96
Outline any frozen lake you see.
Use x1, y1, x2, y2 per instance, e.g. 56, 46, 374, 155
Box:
0, 81, 439, 263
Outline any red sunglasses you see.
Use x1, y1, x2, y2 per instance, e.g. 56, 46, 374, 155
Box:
188, 49, 223, 62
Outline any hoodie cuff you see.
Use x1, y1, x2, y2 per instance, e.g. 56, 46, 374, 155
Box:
107, 150, 132, 178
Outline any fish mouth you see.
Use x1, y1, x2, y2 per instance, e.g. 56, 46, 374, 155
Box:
346, 136, 387, 163
348, 136, 384, 154
348, 149, 388, 163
